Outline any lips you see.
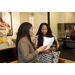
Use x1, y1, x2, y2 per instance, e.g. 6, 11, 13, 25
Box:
42, 33, 46, 35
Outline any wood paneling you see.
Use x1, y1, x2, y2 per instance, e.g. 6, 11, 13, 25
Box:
0, 47, 17, 63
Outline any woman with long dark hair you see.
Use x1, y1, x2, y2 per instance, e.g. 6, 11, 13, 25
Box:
16, 22, 47, 63
33, 23, 60, 63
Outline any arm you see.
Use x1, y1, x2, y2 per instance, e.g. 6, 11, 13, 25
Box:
50, 40, 60, 50
20, 42, 39, 62
50, 34, 60, 50
56, 40, 60, 49
40, 40, 60, 53
40, 49, 51, 53
19, 41, 47, 62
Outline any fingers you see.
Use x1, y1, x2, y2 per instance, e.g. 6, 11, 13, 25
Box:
42, 46, 47, 49
41, 50, 50, 53
33, 39, 38, 46
44, 46, 47, 49
33, 39, 38, 43
50, 47, 56, 50
33, 39, 36, 42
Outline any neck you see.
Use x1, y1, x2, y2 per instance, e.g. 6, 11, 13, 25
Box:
43, 35, 47, 37
43, 35, 47, 39
25, 35, 28, 39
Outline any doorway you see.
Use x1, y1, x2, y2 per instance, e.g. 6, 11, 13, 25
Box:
27, 13, 34, 27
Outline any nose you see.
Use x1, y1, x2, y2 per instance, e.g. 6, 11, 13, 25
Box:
33, 31, 34, 35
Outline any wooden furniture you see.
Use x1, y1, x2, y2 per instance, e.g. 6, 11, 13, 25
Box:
58, 38, 75, 43
58, 38, 75, 49
10, 60, 17, 63
58, 58, 65, 63
0, 45, 17, 63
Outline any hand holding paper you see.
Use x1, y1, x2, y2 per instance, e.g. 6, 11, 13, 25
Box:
43, 37, 54, 50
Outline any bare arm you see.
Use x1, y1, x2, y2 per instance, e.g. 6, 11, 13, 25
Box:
50, 40, 60, 50
56, 40, 60, 49
40, 40, 60, 53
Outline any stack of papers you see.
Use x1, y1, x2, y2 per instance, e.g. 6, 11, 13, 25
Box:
43, 37, 54, 50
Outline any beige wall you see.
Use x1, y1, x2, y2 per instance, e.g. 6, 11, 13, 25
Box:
60, 12, 75, 23
38, 12, 48, 25
50, 12, 61, 37
20, 12, 27, 24
20, 12, 48, 39
50, 12, 75, 38
7, 12, 75, 40
20, 12, 39, 39
4, 12, 47, 42
65, 12, 75, 23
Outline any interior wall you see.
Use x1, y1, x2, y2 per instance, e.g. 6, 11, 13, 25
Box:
50, 12, 75, 38
20, 12, 27, 24
50, 12, 61, 37
65, 12, 75, 23
6, 12, 45, 43
38, 12, 48, 25
20, 12, 39, 39
7, 12, 75, 40
20, 12, 48, 39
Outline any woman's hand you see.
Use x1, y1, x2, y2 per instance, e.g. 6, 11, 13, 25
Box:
50, 47, 56, 50
40, 48, 51, 53
33, 39, 38, 46
40, 47, 56, 53
37, 46, 47, 52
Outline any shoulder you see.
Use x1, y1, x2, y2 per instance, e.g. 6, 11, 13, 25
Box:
52, 33, 57, 40
20, 37, 28, 42
18, 37, 30, 46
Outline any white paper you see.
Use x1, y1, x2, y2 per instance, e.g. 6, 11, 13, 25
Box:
43, 37, 54, 50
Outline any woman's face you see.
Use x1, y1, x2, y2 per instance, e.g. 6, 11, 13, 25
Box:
29, 26, 34, 37
41, 25, 48, 36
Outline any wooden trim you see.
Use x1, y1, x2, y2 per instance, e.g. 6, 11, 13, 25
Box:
48, 12, 50, 26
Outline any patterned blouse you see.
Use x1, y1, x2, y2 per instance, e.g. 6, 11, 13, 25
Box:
34, 34, 60, 63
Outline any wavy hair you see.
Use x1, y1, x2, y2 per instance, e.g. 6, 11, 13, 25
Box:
36, 23, 57, 48
16, 22, 36, 56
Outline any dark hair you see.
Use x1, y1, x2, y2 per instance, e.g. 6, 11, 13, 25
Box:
16, 22, 36, 56
36, 23, 57, 48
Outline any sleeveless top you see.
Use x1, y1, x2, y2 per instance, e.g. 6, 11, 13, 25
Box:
34, 34, 60, 63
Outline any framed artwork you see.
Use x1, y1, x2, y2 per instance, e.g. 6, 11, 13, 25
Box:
57, 23, 74, 38
64, 23, 74, 31
0, 12, 13, 36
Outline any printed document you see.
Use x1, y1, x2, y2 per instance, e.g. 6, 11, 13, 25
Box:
43, 37, 54, 50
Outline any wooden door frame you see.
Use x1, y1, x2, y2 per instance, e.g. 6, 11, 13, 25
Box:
47, 12, 50, 27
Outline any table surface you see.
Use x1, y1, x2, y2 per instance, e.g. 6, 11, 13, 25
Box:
58, 38, 75, 43
0, 45, 16, 51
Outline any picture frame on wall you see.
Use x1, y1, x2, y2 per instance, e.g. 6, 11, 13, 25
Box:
0, 12, 13, 36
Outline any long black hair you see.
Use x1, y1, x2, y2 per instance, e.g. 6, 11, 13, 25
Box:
16, 22, 36, 56
36, 23, 57, 48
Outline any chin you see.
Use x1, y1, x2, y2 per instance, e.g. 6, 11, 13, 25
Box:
30, 35, 33, 37
43, 34, 47, 36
